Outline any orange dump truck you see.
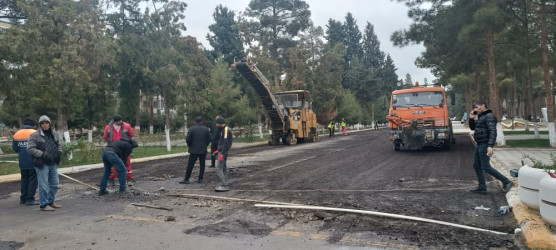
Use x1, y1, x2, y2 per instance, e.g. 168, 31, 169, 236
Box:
386, 84, 453, 151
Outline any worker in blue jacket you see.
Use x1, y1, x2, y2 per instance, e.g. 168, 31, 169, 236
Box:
12, 116, 38, 205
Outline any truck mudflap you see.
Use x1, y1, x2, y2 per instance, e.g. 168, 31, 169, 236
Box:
390, 127, 451, 150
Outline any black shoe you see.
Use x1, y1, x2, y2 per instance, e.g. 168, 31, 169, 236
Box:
503, 182, 514, 193
179, 179, 190, 184
25, 200, 39, 205
469, 187, 487, 193
209, 165, 215, 168
197, 179, 203, 184
119, 189, 126, 193
98, 190, 109, 196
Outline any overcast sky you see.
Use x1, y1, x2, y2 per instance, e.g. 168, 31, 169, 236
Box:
181, 0, 434, 84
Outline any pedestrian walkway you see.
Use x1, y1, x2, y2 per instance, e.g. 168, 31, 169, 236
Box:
492, 148, 556, 249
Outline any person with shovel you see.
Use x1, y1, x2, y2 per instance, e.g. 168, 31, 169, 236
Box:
212, 117, 232, 192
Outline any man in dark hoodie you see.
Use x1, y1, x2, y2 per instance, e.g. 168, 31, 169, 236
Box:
98, 138, 138, 195
27, 115, 63, 211
212, 117, 232, 192
12, 116, 38, 205
469, 101, 513, 193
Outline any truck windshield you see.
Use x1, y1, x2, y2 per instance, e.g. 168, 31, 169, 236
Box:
275, 94, 301, 108
392, 91, 444, 107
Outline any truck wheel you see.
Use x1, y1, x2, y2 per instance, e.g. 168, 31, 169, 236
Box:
283, 136, 290, 145
443, 137, 452, 150
290, 136, 297, 145
394, 142, 401, 151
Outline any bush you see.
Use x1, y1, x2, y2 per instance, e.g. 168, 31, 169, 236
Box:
523, 153, 556, 171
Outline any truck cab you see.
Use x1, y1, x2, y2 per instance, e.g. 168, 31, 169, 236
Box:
387, 84, 453, 151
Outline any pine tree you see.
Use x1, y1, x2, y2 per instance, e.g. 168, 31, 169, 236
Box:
207, 5, 245, 65
361, 22, 385, 69
343, 12, 362, 68
325, 18, 344, 46
245, 0, 311, 90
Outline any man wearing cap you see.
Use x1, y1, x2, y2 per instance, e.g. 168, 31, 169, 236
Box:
12, 116, 38, 205
27, 115, 63, 211
103, 115, 134, 184
181, 116, 211, 184
212, 117, 233, 192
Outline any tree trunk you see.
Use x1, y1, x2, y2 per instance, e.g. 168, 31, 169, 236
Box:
486, 27, 504, 146
149, 96, 154, 135
370, 101, 375, 128
258, 114, 263, 139
465, 78, 472, 119
540, 0, 555, 147
475, 68, 482, 101
163, 89, 171, 152
135, 89, 141, 132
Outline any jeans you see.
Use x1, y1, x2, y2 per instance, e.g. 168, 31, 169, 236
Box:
215, 153, 228, 187
35, 164, 59, 207
20, 169, 38, 203
473, 143, 510, 189
185, 154, 206, 181
99, 152, 127, 192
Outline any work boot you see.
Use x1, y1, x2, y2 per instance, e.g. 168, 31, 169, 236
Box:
503, 181, 514, 193
179, 179, 190, 184
25, 200, 39, 206
469, 187, 487, 193
48, 203, 62, 209
214, 185, 229, 192
98, 190, 109, 196
40, 206, 55, 211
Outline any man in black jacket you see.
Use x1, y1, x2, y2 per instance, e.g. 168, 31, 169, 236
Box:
469, 101, 513, 193
181, 116, 211, 184
98, 138, 138, 195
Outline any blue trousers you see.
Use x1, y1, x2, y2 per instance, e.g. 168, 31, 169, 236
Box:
35, 164, 58, 207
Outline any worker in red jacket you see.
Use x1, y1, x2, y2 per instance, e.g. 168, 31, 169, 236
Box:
103, 115, 134, 184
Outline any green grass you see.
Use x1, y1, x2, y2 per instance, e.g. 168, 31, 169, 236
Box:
0, 146, 188, 176
0, 145, 15, 154
506, 139, 550, 148
234, 134, 270, 143
504, 131, 549, 135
